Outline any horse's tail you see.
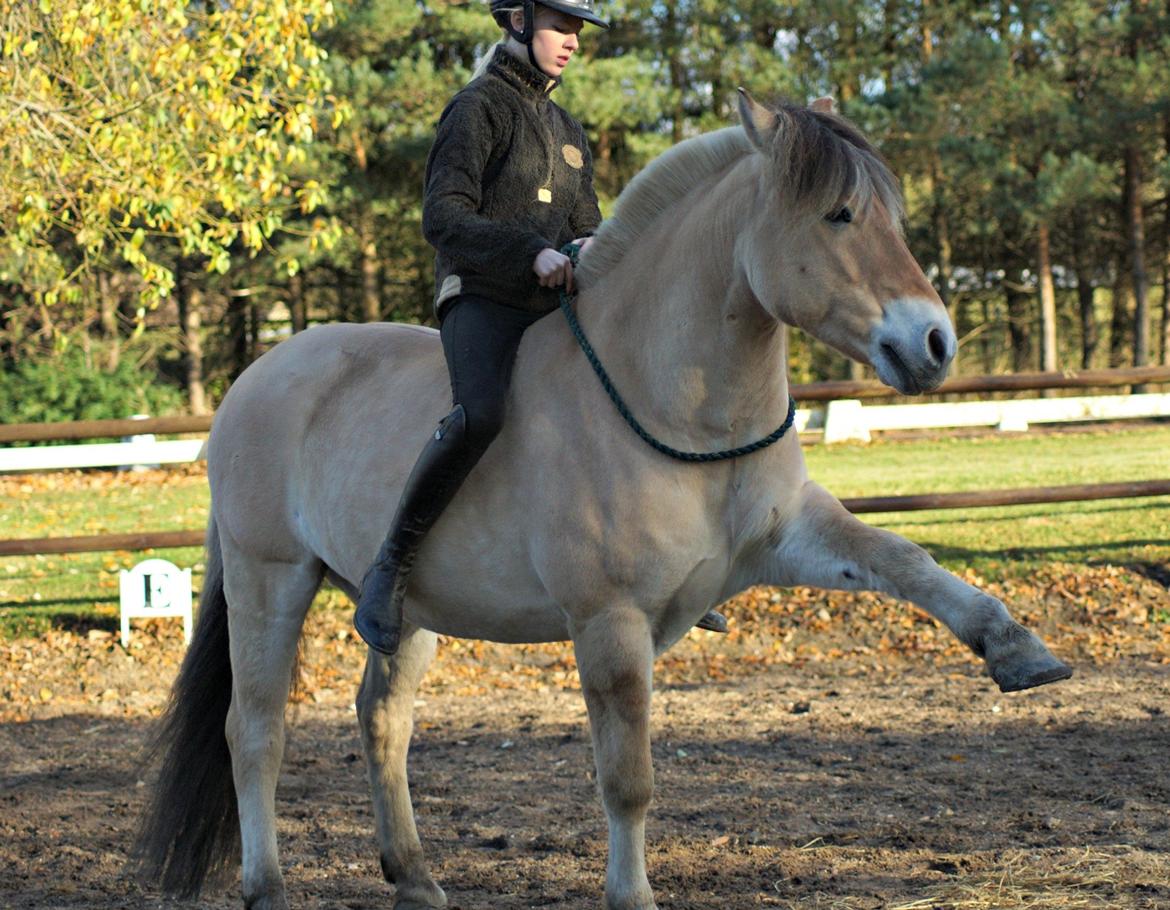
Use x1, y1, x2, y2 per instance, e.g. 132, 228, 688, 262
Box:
130, 515, 239, 897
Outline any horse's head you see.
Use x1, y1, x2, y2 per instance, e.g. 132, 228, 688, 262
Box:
735, 91, 955, 394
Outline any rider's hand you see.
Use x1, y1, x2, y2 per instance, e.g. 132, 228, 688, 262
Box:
572, 236, 594, 256
533, 247, 574, 294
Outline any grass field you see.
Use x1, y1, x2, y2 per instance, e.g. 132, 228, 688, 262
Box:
804, 425, 1170, 580
2, 425, 1168, 638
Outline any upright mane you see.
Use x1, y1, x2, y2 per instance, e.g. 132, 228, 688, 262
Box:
578, 127, 751, 287
578, 101, 904, 288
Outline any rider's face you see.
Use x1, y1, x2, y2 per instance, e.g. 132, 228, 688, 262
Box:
513, 7, 585, 78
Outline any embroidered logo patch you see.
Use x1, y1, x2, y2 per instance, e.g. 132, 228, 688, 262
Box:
562, 144, 584, 169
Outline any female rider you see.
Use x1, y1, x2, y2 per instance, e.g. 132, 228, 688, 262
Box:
354, 0, 726, 654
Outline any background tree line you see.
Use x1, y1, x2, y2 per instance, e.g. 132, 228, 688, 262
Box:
3, 0, 1170, 420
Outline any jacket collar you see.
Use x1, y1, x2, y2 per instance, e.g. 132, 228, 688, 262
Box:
489, 45, 560, 99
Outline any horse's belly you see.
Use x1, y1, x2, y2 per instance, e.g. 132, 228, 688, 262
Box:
406, 586, 570, 643
407, 598, 570, 643
406, 541, 571, 643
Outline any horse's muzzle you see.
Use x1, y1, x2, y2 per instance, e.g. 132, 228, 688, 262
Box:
870, 297, 956, 395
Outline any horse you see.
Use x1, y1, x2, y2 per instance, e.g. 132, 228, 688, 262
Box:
132, 92, 1071, 910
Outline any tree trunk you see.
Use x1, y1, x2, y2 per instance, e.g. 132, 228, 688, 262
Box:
98, 271, 120, 370
1125, 146, 1150, 367
1004, 267, 1032, 372
248, 303, 261, 363
1110, 257, 1133, 368
175, 264, 209, 416
1070, 215, 1099, 368
980, 298, 996, 373
1037, 221, 1058, 373
1163, 114, 1170, 364
1162, 252, 1170, 365
288, 271, 307, 334
227, 295, 249, 382
359, 209, 381, 323
931, 159, 953, 314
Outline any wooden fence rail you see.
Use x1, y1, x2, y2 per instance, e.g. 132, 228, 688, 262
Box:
0, 415, 213, 444
790, 364, 1170, 402
3, 365, 1169, 444
2, 366, 1168, 557
4, 478, 1168, 557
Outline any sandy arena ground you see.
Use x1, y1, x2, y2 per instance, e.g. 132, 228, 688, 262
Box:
3, 571, 1169, 909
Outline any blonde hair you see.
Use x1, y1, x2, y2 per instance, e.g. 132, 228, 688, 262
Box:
469, 3, 522, 82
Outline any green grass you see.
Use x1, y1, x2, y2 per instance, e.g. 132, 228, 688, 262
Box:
2, 425, 1168, 638
804, 425, 1170, 577
0, 471, 209, 638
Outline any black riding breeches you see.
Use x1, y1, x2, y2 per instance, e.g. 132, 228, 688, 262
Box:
439, 295, 546, 457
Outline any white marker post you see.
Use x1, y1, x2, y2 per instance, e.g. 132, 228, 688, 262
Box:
119, 558, 193, 648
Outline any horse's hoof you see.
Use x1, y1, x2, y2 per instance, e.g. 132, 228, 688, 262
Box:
982, 622, 1072, 693
244, 890, 290, 910
390, 873, 447, 910
394, 885, 447, 910
695, 609, 729, 633
993, 658, 1073, 693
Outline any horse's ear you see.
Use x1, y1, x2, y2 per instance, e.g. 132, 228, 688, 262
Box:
809, 96, 837, 114
737, 88, 777, 151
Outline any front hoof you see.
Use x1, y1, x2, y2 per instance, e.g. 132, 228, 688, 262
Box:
993, 658, 1073, 693
983, 622, 1073, 693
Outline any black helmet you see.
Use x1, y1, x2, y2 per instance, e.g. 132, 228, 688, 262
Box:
491, 0, 608, 45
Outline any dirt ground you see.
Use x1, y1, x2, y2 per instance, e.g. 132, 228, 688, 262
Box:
3, 569, 1170, 909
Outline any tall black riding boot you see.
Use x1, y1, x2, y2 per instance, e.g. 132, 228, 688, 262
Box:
354, 406, 472, 655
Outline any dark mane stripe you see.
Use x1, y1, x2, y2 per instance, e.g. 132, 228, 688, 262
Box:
578, 100, 903, 288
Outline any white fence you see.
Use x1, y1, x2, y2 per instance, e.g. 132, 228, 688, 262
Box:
0, 439, 206, 473
2, 391, 1167, 473
809, 391, 1170, 443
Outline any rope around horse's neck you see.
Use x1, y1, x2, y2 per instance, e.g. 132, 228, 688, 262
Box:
558, 243, 797, 463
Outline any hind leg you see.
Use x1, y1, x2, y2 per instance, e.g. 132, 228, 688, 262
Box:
357, 622, 446, 909
222, 551, 322, 910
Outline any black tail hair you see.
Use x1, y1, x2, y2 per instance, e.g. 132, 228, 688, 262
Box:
130, 517, 239, 897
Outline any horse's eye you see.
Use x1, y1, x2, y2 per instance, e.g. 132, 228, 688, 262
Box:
826, 206, 853, 225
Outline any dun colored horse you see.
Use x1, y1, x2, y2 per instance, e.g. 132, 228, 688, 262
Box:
133, 93, 1071, 910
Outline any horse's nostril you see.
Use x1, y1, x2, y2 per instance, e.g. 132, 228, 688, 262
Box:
927, 328, 948, 365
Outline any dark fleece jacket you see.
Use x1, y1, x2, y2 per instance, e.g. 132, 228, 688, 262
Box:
422, 46, 602, 319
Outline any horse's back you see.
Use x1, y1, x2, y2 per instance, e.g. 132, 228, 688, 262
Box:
208, 322, 452, 571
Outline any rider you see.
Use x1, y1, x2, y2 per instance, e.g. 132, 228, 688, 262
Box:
354, 0, 727, 655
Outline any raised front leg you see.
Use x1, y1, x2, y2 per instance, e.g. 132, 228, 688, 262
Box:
356, 624, 447, 910
573, 607, 658, 910
769, 482, 1071, 692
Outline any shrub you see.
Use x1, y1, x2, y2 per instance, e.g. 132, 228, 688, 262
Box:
0, 346, 185, 426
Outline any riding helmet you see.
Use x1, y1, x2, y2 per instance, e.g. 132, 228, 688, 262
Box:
491, 0, 609, 45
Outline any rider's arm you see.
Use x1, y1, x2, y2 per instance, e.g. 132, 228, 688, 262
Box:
422, 94, 552, 282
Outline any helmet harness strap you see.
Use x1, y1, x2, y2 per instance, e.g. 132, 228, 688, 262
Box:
502, 0, 541, 69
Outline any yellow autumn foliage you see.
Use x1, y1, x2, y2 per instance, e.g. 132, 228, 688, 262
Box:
0, 0, 350, 307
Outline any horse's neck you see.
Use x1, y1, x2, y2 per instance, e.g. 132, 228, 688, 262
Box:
577, 157, 790, 446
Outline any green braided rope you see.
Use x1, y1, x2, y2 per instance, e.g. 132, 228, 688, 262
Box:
558, 243, 797, 463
